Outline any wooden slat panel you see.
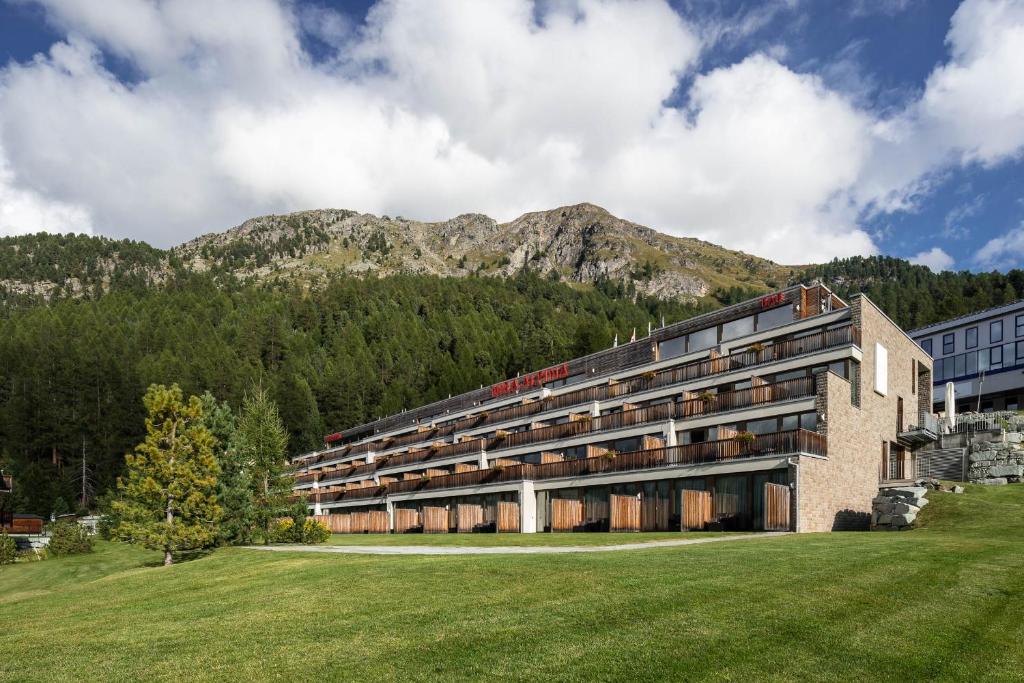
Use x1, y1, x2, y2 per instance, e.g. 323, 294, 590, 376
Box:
456, 504, 485, 533
609, 494, 641, 532
394, 508, 420, 534
350, 512, 368, 534
551, 498, 583, 532
682, 490, 713, 530
764, 482, 791, 531
454, 462, 479, 473
422, 506, 449, 534
539, 452, 564, 464
367, 510, 390, 534
641, 434, 666, 450
497, 501, 520, 533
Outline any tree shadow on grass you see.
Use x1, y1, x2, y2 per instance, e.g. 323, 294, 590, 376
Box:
140, 548, 215, 567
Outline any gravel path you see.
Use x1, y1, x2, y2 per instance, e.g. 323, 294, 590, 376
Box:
244, 532, 790, 555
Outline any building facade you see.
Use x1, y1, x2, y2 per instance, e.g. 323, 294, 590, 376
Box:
909, 300, 1024, 414
291, 284, 933, 534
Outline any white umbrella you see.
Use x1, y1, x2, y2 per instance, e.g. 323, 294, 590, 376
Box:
945, 382, 956, 431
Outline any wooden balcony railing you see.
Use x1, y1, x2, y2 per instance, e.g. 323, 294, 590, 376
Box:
313, 430, 825, 501
300, 376, 819, 486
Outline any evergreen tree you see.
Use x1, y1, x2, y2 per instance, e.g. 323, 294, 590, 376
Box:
235, 383, 291, 544
113, 384, 221, 566
199, 392, 255, 545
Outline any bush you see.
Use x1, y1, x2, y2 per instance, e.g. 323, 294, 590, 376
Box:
0, 531, 15, 565
269, 517, 296, 543
301, 518, 330, 544
47, 521, 94, 557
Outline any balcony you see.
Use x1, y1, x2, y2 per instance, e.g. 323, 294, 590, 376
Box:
898, 412, 939, 448
300, 430, 824, 503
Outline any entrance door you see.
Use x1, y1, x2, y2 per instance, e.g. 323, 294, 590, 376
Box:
681, 489, 713, 530
763, 483, 791, 531
609, 494, 641, 532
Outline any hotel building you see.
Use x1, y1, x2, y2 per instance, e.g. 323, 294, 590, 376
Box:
909, 300, 1024, 414
291, 284, 933, 534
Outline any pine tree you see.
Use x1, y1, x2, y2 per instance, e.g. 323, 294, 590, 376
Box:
199, 392, 255, 545
235, 383, 291, 544
113, 384, 221, 566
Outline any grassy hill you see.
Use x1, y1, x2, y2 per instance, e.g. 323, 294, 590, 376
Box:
3, 484, 1023, 681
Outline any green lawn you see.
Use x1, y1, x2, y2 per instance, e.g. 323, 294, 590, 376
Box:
3, 485, 1024, 682
322, 530, 735, 546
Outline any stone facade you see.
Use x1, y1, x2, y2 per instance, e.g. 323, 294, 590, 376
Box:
796, 295, 934, 532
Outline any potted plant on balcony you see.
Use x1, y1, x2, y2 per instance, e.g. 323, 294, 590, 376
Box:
642, 370, 658, 381
698, 390, 716, 407
746, 342, 764, 355
492, 429, 510, 443
377, 483, 389, 495
732, 431, 756, 452
418, 473, 430, 488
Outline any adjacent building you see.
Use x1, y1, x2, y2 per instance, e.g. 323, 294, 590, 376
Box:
909, 300, 1024, 414
291, 284, 933, 534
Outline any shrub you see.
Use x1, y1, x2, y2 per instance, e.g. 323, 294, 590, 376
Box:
0, 531, 16, 565
301, 518, 330, 544
733, 431, 756, 446
270, 517, 296, 543
47, 521, 94, 557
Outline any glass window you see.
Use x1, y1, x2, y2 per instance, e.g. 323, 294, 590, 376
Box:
966, 351, 978, 375
746, 418, 778, 435
774, 369, 807, 382
781, 414, 799, 431
966, 326, 978, 349
757, 304, 793, 331
799, 412, 817, 431
943, 333, 954, 355
658, 335, 686, 360
828, 360, 848, 378
979, 351, 989, 372
920, 338, 933, 356
991, 346, 1003, 369
688, 326, 717, 352
955, 354, 966, 378
991, 320, 1003, 344
722, 315, 755, 341
1017, 341, 1024, 363
1017, 314, 1024, 338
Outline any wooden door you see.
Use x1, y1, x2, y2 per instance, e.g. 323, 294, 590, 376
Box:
764, 482, 791, 531
350, 512, 368, 534
610, 494, 641, 532
550, 498, 583, 532
367, 510, 390, 534
422, 506, 449, 534
394, 508, 420, 534
456, 504, 485, 533
682, 490, 713, 530
497, 501, 520, 533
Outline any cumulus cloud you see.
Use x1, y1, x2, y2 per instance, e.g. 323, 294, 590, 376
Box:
0, 0, 1021, 266
974, 224, 1024, 271
909, 246, 955, 272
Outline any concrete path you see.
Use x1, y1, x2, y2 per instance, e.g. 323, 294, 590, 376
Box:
244, 532, 790, 556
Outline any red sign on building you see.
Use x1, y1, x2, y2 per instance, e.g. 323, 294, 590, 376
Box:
491, 363, 569, 398
760, 292, 785, 309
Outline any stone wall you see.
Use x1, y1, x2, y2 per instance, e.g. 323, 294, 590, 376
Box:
968, 431, 1024, 484
871, 486, 929, 530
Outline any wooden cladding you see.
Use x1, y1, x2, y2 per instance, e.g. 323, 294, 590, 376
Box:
609, 494, 641, 532
456, 504, 485, 533
764, 482, 791, 531
394, 508, 421, 534
367, 511, 390, 534
422, 506, 449, 534
551, 498, 583, 532
682, 490, 713, 530
497, 501, 520, 532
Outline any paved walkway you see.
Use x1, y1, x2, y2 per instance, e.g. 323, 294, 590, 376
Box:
244, 532, 790, 555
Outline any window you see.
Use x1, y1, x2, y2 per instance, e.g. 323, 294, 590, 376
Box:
688, 326, 717, 352
1017, 314, 1024, 338
874, 343, 888, 396
966, 351, 978, 375
966, 326, 978, 349
721, 314, 755, 341
1017, 341, 1024, 363
799, 412, 817, 431
991, 346, 1003, 370
746, 418, 778, 435
828, 360, 849, 379
657, 335, 686, 360
781, 415, 799, 431
991, 320, 1003, 344
774, 369, 807, 382
942, 333, 954, 355
911, 359, 916, 395
757, 305, 793, 331
920, 338, 933, 356
955, 354, 966, 378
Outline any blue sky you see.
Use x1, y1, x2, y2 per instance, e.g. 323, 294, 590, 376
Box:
0, 0, 1021, 271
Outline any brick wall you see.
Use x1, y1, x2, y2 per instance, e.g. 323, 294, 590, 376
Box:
796, 295, 934, 532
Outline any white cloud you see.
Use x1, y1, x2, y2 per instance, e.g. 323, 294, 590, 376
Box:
974, 224, 1024, 270
0, 0, 1020, 268
909, 246, 955, 272
0, 143, 93, 236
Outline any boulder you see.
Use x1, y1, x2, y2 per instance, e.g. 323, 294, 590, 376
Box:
970, 450, 996, 464
892, 502, 920, 515
887, 487, 927, 500
912, 497, 929, 508
952, 485, 965, 494
1008, 475, 1023, 484
876, 513, 893, 526
988, 465, 1022, 478
1007, 432, 1022, 444
890, 513, 916, 527
978, 477, 1008, 486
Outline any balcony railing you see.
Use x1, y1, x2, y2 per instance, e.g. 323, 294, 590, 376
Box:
305, 430, 824, 502
301, 324, 858, 469
298, 376, 818, 485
